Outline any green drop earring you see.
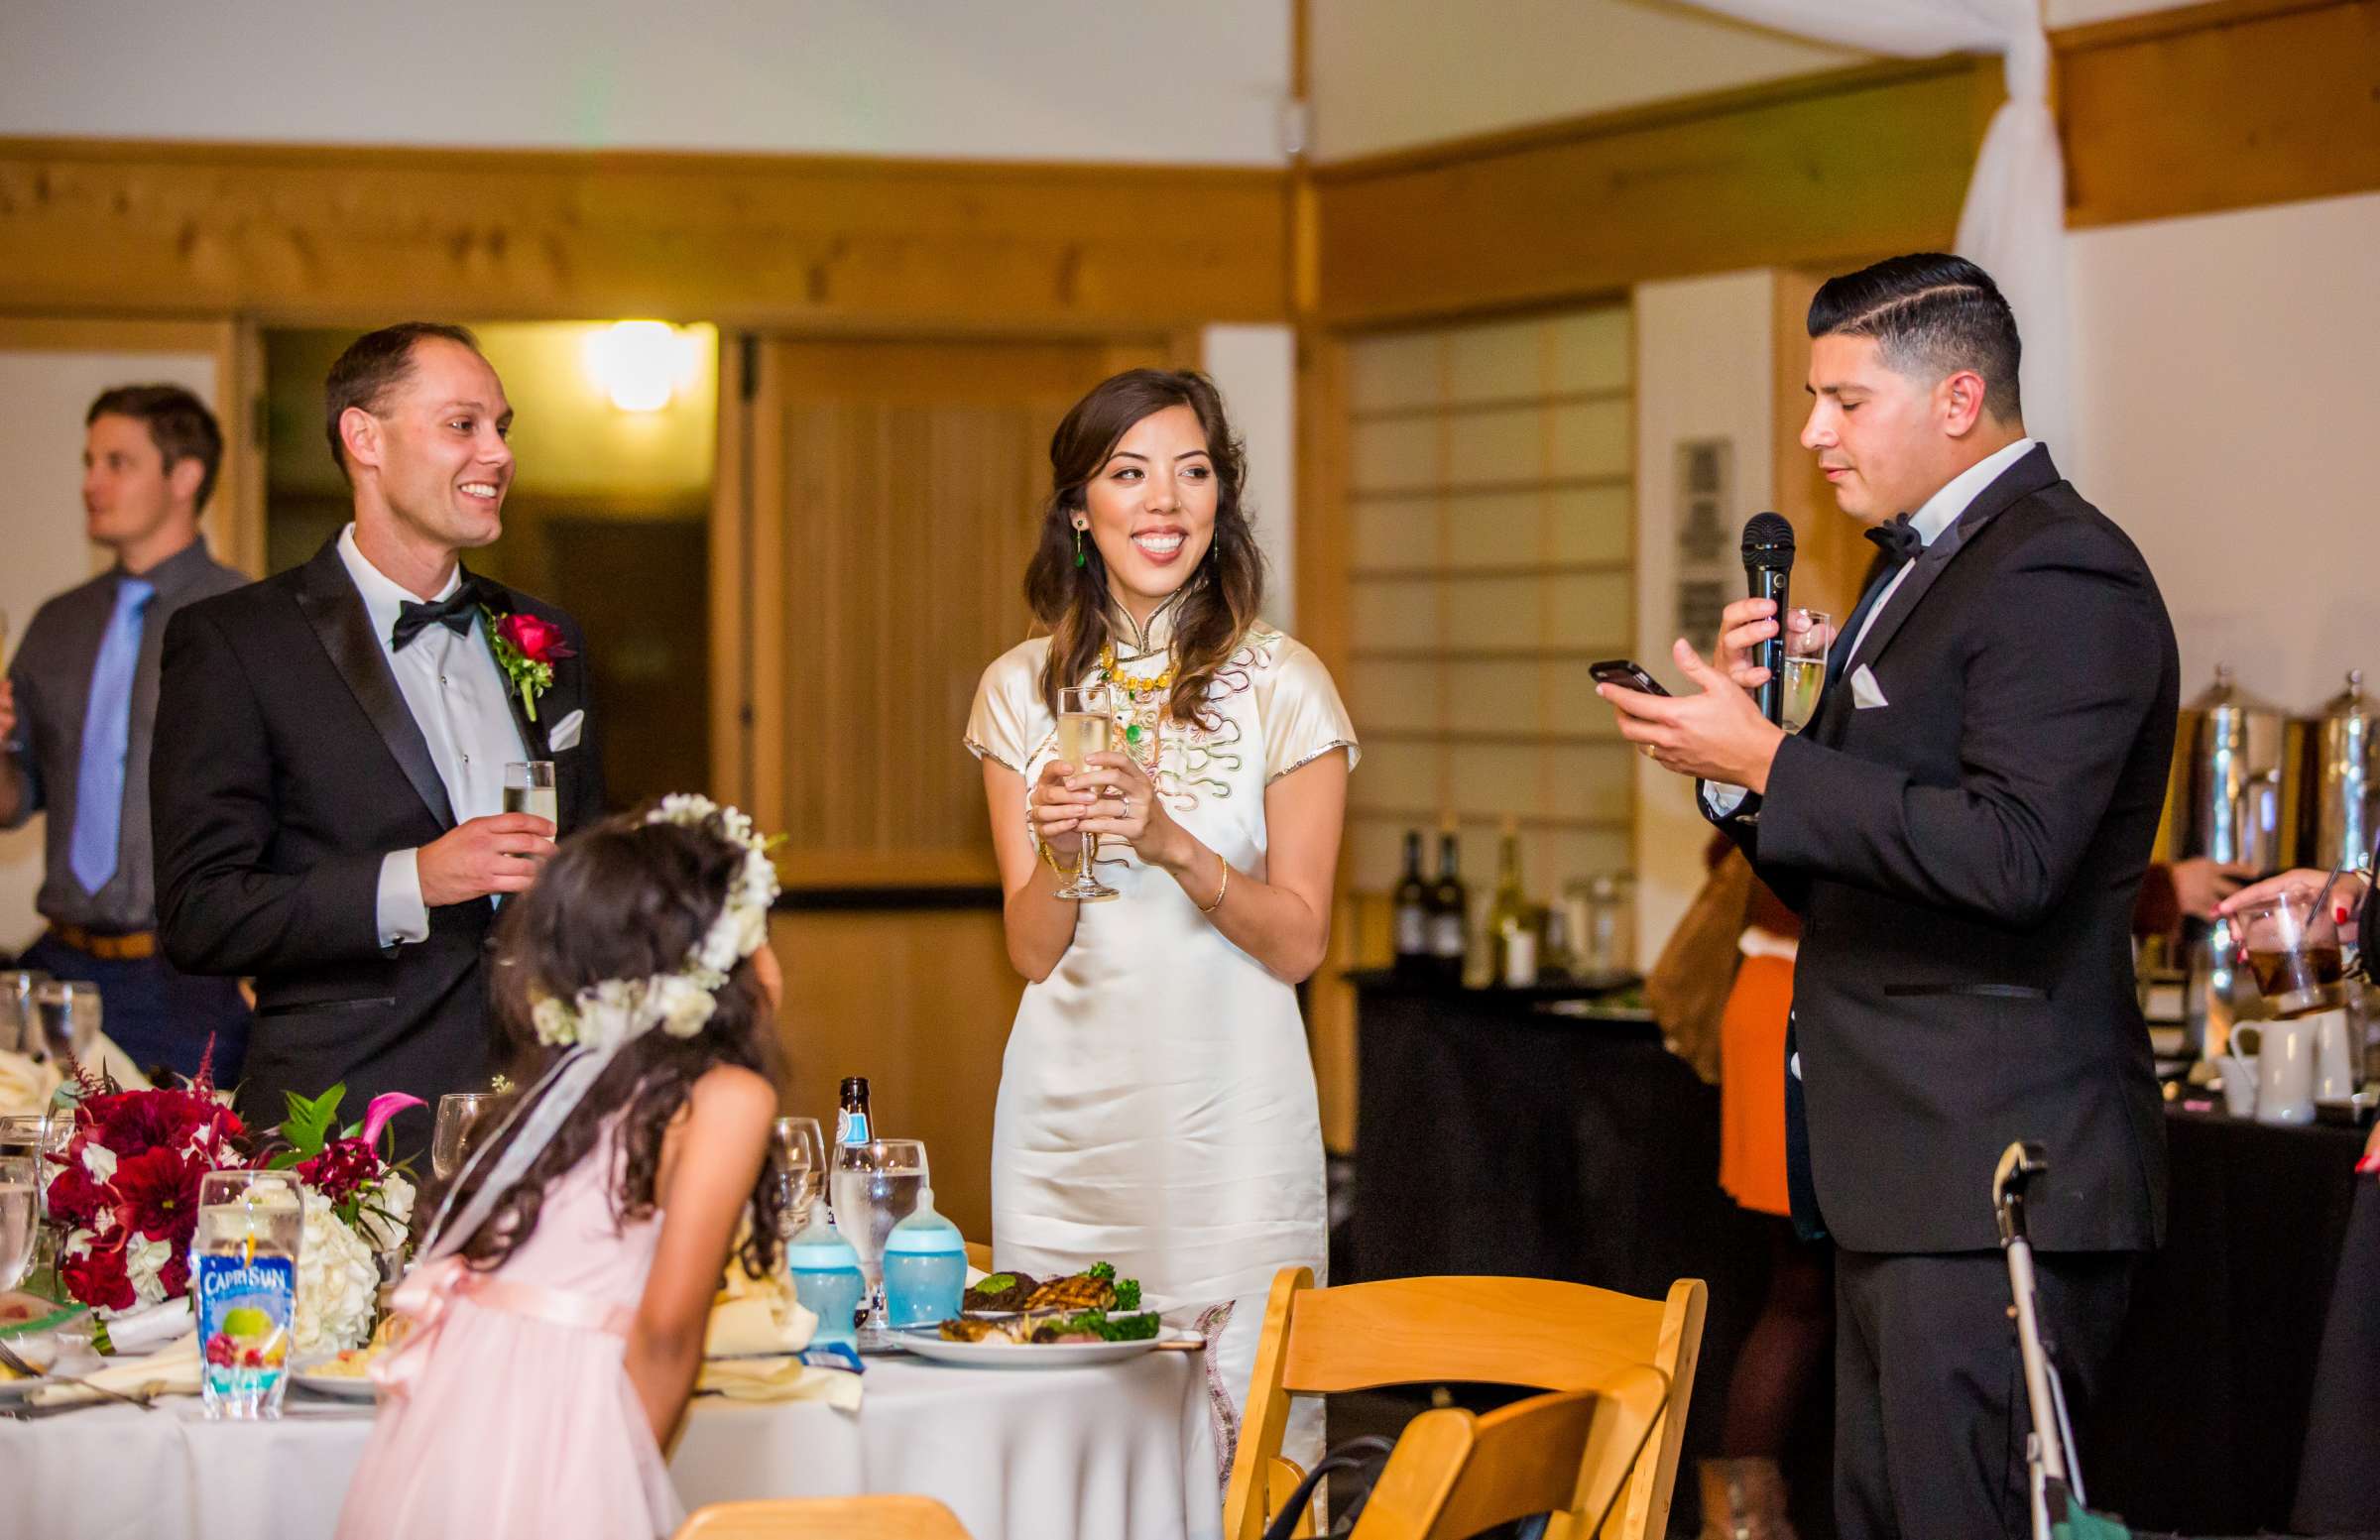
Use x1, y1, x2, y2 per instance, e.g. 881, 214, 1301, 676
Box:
1074, 525, 1087, 568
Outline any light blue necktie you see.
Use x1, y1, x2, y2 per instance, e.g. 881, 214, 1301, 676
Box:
68, 576, 156, 895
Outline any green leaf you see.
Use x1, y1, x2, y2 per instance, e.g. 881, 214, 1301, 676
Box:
264, 1150, 301, 1172
278, 1084, 345, 1157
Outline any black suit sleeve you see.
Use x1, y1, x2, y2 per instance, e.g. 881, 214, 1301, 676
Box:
1695, 781, 1811, 912
153, 604, 388, 975
560, 613, 606, 820
1754, 532, 2166, 928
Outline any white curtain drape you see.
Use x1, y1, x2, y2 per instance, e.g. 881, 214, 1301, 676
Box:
1682, 0, 2069, 446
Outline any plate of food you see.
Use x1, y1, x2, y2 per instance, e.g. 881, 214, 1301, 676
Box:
291, 1344, 384, 1400
911, 1262, 1179, 1367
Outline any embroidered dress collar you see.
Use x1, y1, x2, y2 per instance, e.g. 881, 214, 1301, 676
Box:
1106, 589, 1186, 670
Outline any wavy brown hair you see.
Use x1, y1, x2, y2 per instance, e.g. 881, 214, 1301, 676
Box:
430, 807, 786, 1280
1026, 369, 1265, 729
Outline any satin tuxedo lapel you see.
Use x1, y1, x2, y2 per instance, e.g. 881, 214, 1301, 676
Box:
291, 540, 457, 831
1809, 445, 2062, 748
469, 573, 551, 763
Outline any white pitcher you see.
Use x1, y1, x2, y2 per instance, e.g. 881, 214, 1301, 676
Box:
2230, 1019, 2320, 1125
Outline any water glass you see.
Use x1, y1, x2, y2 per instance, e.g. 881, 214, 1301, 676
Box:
772, 1117, 826, 1239
0, 1154, 37, 1291
0, 972, 49, 1054
829, 1137, 927, 1348
28, 981, 99, 1069
192, 1170, 302, 1420
431, 1094, 495, 1182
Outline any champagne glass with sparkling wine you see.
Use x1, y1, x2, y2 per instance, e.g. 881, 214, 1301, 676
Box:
1052, 685, 1119, 901
504, 761, 558, 825
1779, 609, 1830, 735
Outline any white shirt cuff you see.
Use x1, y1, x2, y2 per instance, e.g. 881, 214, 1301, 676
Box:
378, 850, 431, 948
1702, 781, 1750, 817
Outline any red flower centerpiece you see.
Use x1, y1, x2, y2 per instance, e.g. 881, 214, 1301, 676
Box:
47, 1056, 245, 1318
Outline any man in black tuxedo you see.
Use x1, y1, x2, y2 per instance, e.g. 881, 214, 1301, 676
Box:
153, 323, 602, 1155
1605, 256, 2177, 1536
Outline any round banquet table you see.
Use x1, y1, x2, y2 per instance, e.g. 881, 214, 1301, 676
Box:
0, 1352, 1222, 1540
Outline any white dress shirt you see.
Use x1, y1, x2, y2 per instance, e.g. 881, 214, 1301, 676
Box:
336, 525, 529, 946
1703, 436, 2038, 818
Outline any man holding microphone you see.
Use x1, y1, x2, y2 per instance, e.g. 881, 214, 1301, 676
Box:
1604, 255, 2178, 1537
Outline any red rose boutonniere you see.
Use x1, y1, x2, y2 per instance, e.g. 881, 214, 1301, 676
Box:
484, 608, 575, 723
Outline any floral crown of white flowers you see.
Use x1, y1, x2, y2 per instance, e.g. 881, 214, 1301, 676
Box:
528, 795, 780, 1053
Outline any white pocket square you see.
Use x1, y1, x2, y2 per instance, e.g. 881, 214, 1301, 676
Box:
547, 709, 586, 751
1850, 665, 1889, 710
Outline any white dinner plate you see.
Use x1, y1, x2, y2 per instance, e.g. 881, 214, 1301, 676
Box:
290, 1369, 380, 1401
897, 1330, 1163, 1369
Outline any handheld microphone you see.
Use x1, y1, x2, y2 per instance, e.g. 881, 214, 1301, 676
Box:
1740, 513, 1796, 726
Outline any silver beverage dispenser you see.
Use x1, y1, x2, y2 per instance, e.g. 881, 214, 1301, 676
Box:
2306, 668, 2378, 877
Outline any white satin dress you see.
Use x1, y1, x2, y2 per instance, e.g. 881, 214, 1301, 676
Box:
966, 602, 1357, 1481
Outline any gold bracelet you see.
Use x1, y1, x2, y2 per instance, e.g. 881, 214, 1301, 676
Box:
1196, 852, 1231, 914
1038, 839, 1075, 880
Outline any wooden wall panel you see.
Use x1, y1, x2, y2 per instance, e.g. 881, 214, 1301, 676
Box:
2060, 0, 2380, 228
1312, 59, 1996, 326
0, 139, 1289, 331
744, 335, 1164, 888
768, 907, 1022, 1244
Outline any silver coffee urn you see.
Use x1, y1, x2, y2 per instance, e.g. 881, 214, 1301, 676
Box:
2305, 668, 2378, 877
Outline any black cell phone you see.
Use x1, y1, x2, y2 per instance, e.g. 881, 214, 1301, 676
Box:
1590, 658, 1672, 697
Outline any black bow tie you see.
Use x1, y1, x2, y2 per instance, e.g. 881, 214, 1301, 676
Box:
1865, 513, 1923, 565
391, 582, 486, 652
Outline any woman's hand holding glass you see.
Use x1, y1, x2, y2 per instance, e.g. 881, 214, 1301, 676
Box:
1067, 750, 1194, 872
1028, 757, 1094, 862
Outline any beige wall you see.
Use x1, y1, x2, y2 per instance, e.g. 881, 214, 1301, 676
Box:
0, 0, 1291, 166
1311, 0, 1861, 161
0, 346, 221, 953
1630, 271, 1777, 956
2068, 189, 2380, 715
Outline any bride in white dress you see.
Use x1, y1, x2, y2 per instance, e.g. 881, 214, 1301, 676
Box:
965, 369, 1356, 1477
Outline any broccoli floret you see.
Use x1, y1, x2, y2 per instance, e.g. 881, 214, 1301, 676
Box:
1043, 1309, 1160, 1342
1114, 1278, 1141, 1311
1087, 1261, 1116, 1282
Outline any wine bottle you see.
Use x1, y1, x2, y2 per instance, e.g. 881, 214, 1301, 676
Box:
1487, 817, 1537, 989
1429, 820, 1468, 987
1392, 830, 1431, 976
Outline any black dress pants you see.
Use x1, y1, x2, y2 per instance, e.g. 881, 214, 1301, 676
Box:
1834, 1246, 2137, 1539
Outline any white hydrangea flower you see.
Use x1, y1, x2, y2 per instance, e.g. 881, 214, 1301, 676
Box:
356, 1171, 416, 1254
294, 1189, 380, 1357
655, 975, 719, 1039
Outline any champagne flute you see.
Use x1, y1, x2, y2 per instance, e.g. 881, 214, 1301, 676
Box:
431, 1094, 494, 1182
1052, 685, 1119, 901
829, 1136, 927, 1349
29, 982, 99, 1069
503, 760, 558, 826
772, 1116, 826, 1239
1779, 608, 1831, 735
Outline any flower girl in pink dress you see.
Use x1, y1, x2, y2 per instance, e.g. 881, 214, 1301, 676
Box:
338, 797, 786, 1540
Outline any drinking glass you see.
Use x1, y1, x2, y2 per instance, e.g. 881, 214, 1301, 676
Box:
772, 1116, 826, 1239
0, 1155, 36, 1291
431, 1094, 495, 1182
829, 1137, 928, 1349
2231, 888, 2347, 1019
503, 761, 559, 827
0, 971, 48, 1054
1051, 685, 1119, 901
1779, 609, 1831, 735
192, 1169, 302, 1420
29, 982, 99, 1069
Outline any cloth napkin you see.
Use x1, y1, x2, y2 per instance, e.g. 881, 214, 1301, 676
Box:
704, 1264, 817, 1358
695, 1354, 862, 1409
0, 1051, 60, 1116
101, 1298, 191, 1356
29, 1332, 200, 1407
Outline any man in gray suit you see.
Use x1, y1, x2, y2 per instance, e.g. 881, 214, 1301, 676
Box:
1, 385, 252, 1081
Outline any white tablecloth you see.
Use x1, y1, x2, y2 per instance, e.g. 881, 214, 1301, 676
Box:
0, 1354, 1221, 1540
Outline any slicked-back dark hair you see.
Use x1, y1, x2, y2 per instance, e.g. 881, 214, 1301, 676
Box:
1808, 254, 2023, 424
86, 384, 223, 511
323, 321, 485, 478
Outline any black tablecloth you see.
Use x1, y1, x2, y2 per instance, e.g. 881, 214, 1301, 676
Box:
1349, 978, 2380, 1538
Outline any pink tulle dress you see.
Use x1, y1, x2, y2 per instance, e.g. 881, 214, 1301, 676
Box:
336, 1136, 680, 1540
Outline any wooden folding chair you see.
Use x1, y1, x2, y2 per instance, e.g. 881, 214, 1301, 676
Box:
1223, 1270, 1707, 1540
1353, 1371, 1671, 1540
671, 1495, 974, 1539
